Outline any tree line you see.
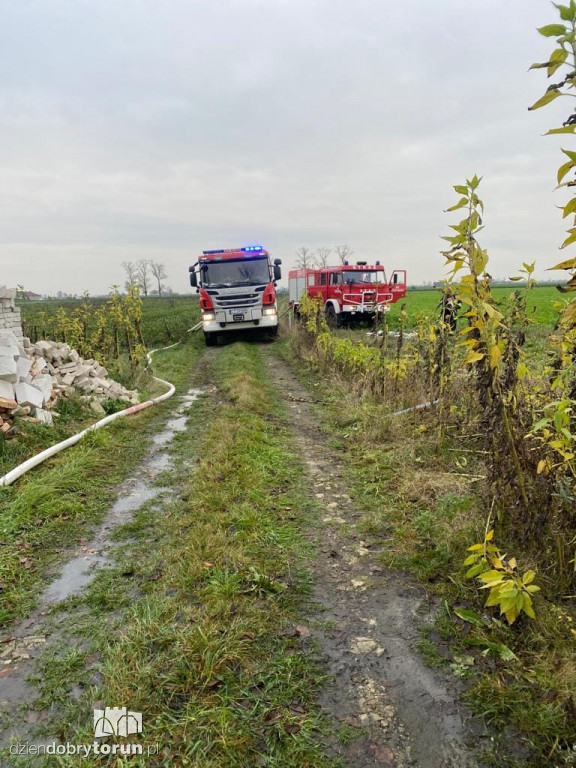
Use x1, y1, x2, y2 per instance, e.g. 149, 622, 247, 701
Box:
294, 244, 354, 269
122, 259, 170, 297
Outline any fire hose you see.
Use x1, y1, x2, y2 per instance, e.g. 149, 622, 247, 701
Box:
390, 399, 438, 417
0, 343, 180, 488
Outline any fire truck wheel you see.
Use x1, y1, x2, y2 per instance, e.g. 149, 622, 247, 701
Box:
204, 332, 218, 347
325, 304, 340, 328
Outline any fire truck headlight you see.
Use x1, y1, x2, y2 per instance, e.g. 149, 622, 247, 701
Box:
262, 307, 277, 316
203, 312, 216, 321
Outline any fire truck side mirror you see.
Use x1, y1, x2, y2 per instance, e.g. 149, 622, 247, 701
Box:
189, 267, 197, 288
273, 264, 282, 281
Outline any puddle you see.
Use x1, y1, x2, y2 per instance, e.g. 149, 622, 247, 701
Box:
0, 387, 202, 739
37, 389, 202, 605
43, 555, 107, 603
151, 390, 200, 449
146, 452, 172, 472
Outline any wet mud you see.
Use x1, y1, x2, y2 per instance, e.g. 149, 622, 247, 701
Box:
265, 353, 487, 768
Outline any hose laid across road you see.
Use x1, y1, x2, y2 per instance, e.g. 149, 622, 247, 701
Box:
0, 343, 179, 488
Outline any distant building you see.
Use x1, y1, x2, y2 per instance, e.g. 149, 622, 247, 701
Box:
25, 291, 43, 300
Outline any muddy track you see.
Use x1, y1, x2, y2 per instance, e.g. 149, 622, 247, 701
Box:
265, 351, 488, 768
0, 385, 202, 753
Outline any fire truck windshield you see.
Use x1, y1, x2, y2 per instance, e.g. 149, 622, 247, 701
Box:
342, 271, 385, 285
201, 257, 270, 287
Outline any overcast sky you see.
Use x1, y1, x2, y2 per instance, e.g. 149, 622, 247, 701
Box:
0, 0, 571, 294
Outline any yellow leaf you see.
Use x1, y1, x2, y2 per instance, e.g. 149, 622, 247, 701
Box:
528, 89, 562, 111
485, 530, 494, 542
563, 198, 576, 218
522, 594, 536, 619
504, 606, 519, 624
480, 569, 505, 583
547, 257, 576, 271
465, 350, 485, 364
508, 557, 517, 570
557, 159, 575, 185
490, 345, 502, 369
561, 232, 576, 249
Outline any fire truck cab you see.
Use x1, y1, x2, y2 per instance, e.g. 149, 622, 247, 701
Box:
189, 246, 282, 346
289, 261, 406, 326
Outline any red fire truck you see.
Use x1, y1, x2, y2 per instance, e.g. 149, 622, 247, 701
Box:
189, 246, 282, 346
289, 261, 407, 326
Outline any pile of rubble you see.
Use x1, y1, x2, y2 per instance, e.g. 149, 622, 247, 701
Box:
0, 330, 139, 436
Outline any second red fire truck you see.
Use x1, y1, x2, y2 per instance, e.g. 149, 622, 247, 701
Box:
289, 261, 407, 326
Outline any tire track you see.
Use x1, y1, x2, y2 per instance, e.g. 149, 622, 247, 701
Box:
265, 351, 486, 768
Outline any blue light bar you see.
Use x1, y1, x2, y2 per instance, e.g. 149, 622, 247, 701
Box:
241, 245, 263, 252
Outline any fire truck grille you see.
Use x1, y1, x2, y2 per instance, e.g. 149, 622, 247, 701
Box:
212, 293, 260, 309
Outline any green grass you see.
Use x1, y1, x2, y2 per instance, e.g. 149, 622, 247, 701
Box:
0, 335, 205, 627
3, 341, 337, 768
376, 284, 563, 329
415, 635, 448, 669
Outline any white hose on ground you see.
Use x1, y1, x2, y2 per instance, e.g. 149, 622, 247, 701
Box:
0, 342, 180, 488
390, 399, 439, 417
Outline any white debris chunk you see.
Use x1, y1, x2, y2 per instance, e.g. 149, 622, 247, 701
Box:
0, 357, 18, 383
15, 382, 44, 409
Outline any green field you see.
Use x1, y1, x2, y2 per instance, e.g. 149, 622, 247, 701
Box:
385, 284, 563, 328
17, 295, 199, 347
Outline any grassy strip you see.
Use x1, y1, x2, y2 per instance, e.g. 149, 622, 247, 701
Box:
0, 336, 205, 627
10, 341, 335, 767
278, 336, 576, 768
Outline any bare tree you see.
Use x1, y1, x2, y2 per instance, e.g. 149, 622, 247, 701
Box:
295, 247, 313, 269
334, 244, 354, 265
150, 261, 168, 297
122, 261, 138, 292
314, 247, 332, 268
135, 259, 151, 297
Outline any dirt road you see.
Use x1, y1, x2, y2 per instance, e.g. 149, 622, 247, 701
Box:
0, 342, 485, 767
264, 352, 484, 767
